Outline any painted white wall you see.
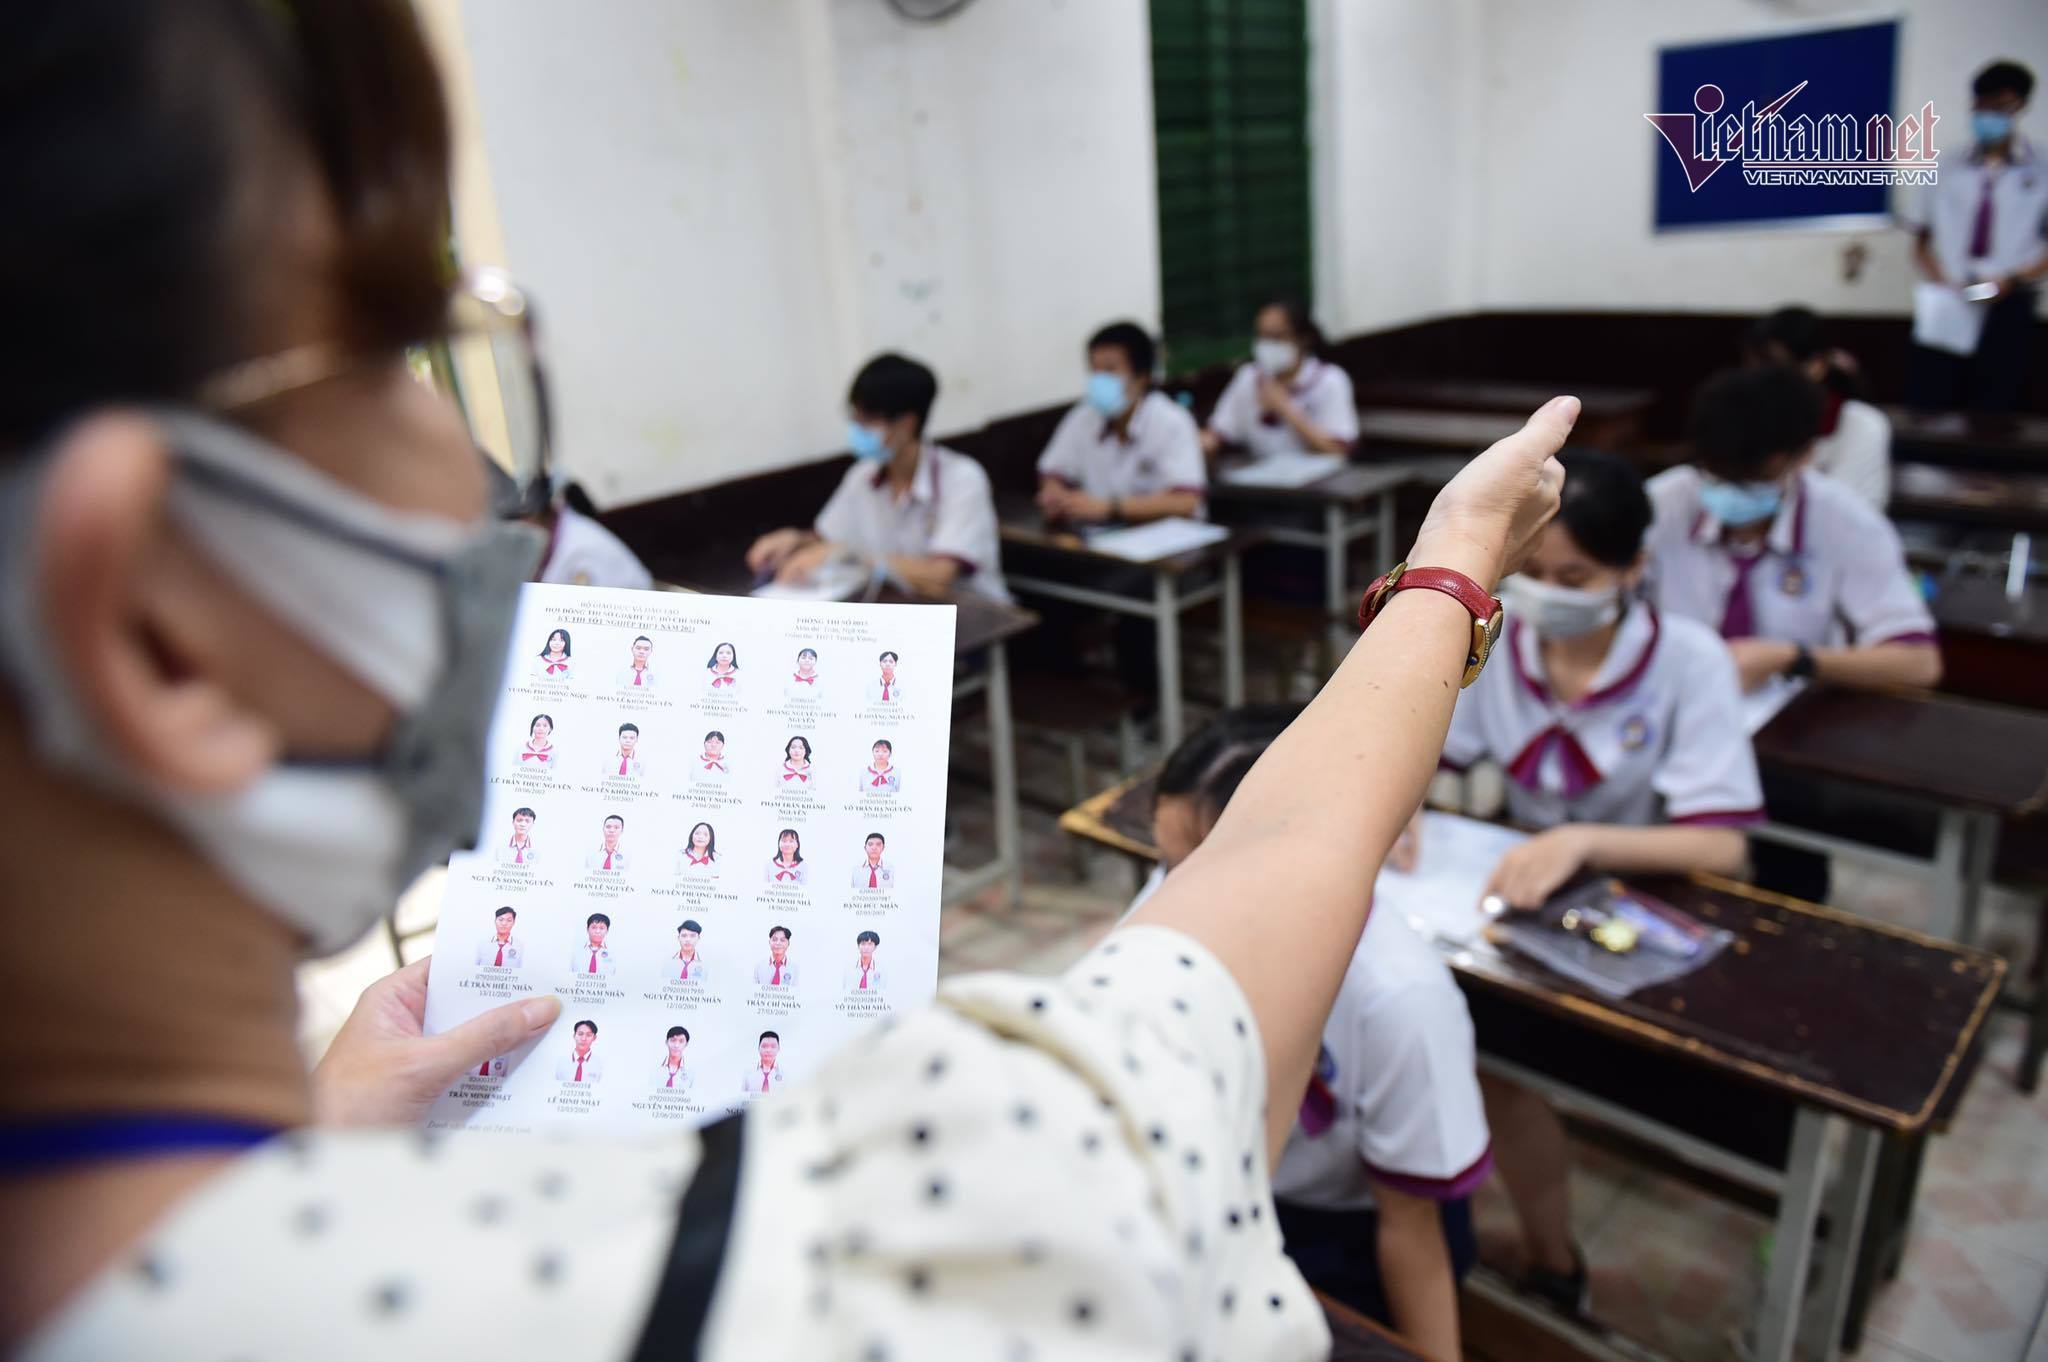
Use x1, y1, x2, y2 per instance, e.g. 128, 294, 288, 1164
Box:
458, 0, 1159, 504
1468, 0, 2048, 317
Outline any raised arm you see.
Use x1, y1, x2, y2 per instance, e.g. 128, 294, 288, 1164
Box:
1127, 397, 1576, 1158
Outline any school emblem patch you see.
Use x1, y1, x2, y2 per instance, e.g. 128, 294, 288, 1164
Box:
1618, 714, 1652, 751
1778, 562, 1809, 598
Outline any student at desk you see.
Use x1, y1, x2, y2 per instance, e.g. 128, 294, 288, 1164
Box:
745, 353, 1011, 601
1645, 367, 1941, 696
1742, 306, 1890, 511
1201, 299, 1358, 460
1036, 321, 1206, 525
1412, 449, 1764, 1315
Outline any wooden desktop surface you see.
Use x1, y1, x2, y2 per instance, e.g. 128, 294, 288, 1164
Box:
1753, 687, 2048, 816
1360, 377, 1654, 423
1353, 408, 1528, 452
1884, 406, 2048, 471
1890, 464, 2048, 535
1206, 459, 1415, 510
1064, 775, 2005, 1134
996, 494, 1268, 574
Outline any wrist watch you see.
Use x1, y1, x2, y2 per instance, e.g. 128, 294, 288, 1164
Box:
1783, 643, 1816, 681
1358, 561, 1503, 687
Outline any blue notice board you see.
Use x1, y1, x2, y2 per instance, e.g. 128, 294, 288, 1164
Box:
1652, 20, 1901, 231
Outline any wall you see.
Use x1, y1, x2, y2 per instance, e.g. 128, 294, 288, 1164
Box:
1469, 0, 2048, 317
456, 0, 1159, 505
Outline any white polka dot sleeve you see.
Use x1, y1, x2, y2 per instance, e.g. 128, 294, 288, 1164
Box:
698, 924, 1329, 1362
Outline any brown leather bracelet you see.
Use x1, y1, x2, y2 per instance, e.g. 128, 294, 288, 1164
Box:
1358, 562, 1504, 687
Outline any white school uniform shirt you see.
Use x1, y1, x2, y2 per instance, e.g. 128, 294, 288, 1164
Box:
497, 838, 538, 867
554, 1050, 604, 1083
692, 754, 731, 784
867, 673, 905, 704
475, 935, 523, 968
753, 958, 798, 987
667, 952, 707, 983
540, 504, 655, 590
1443, 600, 1765, 831
616, 665, 657, 691
571, 944, 617, 977
814, 443, 1013, 603
1037, 390, 1208, 509
584, 846, 630, 874
783, 671, 826, 701
777, 761, 815, 791
676, 851, 718, 877
843, 960, 887, 992
1206, 358, 1360, 460
858, 764, 902, 796
652, 1063, 696, 1093
515, 741, 556, 773
1901, 138, 2048, 292
531, 654, 573, 681
742, 1064, 788, 1097
704, 668, 739, 694
764, 858, 807, 885
1809, 397, 1891, 511
603, 751, 646, 781
1271, 908, 1492, 1212
852, 859, 895, 890
1645, 467, 1936, 651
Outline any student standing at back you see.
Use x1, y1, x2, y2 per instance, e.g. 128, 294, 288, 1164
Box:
1645, 367, 1941, 697
1742, 306, 1890, 510
1036, 321, 1206, 525
1202, 299, 1358, 460
747, 353, 1010, 601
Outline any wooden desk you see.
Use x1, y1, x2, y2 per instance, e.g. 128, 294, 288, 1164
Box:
655, 556, 1040, 908
1929, 574, 2048, 710
1890, 464, 2048, 536
1883, 406, 2048, 473
1353, 407, 1527, 455
1061, 774, 2004, 1362
997, 500, 1262, 748
1360, 377, 1654, 447
1318, 1290, 1434, 1361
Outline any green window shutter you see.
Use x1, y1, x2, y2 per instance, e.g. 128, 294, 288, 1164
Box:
1151, 0, 1312, 374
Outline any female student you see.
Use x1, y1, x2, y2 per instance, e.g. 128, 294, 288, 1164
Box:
1201, 300, 1359, 460
704, 641, 740, 691
516, 714, 556, 773
858, 738, 901, 796
777, 736, 814, 789
0, 9, 1571, 1351
764, 828, 807, 884
1422, 448, 1764, 1315
677, 822, 718, 875
694, 730, 730, 783
1144, 706, 1489, 1362
533, 628, 573, 680
1742, 306, 1890, 510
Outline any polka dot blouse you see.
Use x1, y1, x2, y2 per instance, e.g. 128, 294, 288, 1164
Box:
23, 926, 1329, 1361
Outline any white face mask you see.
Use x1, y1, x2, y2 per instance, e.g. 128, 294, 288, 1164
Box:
0, 411, 543, 955
1500, 573, 1624, 639
1252, 339, 1300, 376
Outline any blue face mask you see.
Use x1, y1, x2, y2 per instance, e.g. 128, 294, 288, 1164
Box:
1973, 111, 2016, 144
1699, 478, 1784, 528
1085, 372, 1132, 418
846, 421, 889, 462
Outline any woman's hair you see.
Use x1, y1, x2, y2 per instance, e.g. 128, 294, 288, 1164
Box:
2, 1, 452, 453
540, 629, 572, 657
688, 821, 716, 859
776, 828, 804, 863
1554, 448, 1652, 569
528, 713, 553, 735
1155, 703, 1302, 829
703, 730, 725, 744
1257, 297, 1324, 356
785, 736, 811, 761
706, 642, 739, 669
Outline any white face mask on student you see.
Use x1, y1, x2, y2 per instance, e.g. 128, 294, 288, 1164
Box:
1500, 573, 1624, 639
1252, 339, 1300, 376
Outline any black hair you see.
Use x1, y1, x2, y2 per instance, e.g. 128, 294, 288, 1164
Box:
575, 1019, 598, 1036
512, 807, 536, 820
1687, 366, 1822, 481
529, 714, 553, 735
849, 352, 939, 435
686, 821, 716, 859
494, 906, 517, 920
797, 647, 817, 660
603, 813, 624, 828
1088, 321, 1156, 379
1743, 306, 1865, 402
857, 930, 881, 946
759, 1030, 780, 1044
633, 635, 652, 646
703, 730, 725, 744
618, 722, 639, 736
871, 738, 892, 753
586, 912, 611, 929
678, 918, 703, 933
1156, 703, 1302, 828
879, 650, 899, 663
1257, 298, 1324, 355
666, 1025, 690, 1042
707, 642, 739, 669
785, 735, 811, 761
1554, 448, 1652, 569
775, 828, 804, 863
768, 925, 792, 942
540, 629, 572, 658
1974, 60, 2034, 102
0, 1, 452, 452
865, 832, 886, 846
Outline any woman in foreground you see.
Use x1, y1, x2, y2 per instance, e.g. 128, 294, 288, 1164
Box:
0, 4, 1570, 1357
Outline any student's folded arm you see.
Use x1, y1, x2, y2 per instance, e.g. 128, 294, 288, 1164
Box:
1126, 398, 1575, 1160
1815, 638, 1942, 691
1373, 1184, 1462, 1362
1120, 489, 1203, 522
1277, 403, 1352, 455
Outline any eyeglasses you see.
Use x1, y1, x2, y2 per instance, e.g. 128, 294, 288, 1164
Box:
197, 267, 554, 500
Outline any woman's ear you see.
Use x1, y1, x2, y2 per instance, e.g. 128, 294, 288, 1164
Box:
37, 412, 279, 793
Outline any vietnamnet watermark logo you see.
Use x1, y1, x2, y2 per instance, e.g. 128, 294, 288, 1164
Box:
1646, 82, 1939, 190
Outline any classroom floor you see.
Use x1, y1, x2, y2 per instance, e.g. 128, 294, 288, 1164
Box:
296, 747, 2048, 1362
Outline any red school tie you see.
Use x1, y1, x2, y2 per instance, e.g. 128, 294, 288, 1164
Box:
603, 850, 615, 870
494, 941, 505, 967
881, 679, 891, 701
1969, 175, 1996, 259
679, 957, 691, 980
512, 840, 525, 865
634, 669, 644, 687
771, 958, 783, 985
574, 1055, 585, 1082
619, 754, 630, 776
546, 660, 567, 675
761, 1069, 770, 1093
869, 865, 879, 889
478, 1060, 492, 1077
588, 949, 599, 973
859, 964, 869, 990
667, 1068, 678, 1089
1718, 550, 1765, 640
703, 759, 724, 772
711, 674, 733, 688
793, 674, 814, 685
522, 749, 548, 762
775, 866, 795, 881
869, 769, 889, 787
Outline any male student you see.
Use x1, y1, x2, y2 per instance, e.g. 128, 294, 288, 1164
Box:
1905, 60, 2047, 411
1646, 367, 1941, 695
851, 832, 895, 891
584, 814, 629, 874
497, 807, 539, 866
1036, 321, 1206, 525
868, 651, 904, 705
743, 1031, 787, 1097
668, 920, 707, 984
745, 353, 1011, 601
554, 1020, 602, 1084
616, 635, 656, 690
754, 926, 797, 987
843, 930, 885, 993
605, 723, 645, 781
652, 1026, 694, 1093
571, 914, 616, 977
475, 906, 522, 969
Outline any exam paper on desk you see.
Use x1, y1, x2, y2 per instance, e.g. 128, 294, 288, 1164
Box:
1219, 453, 1346, 489
1373, 811, 1529, 945
1083, 517, 1231, 562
